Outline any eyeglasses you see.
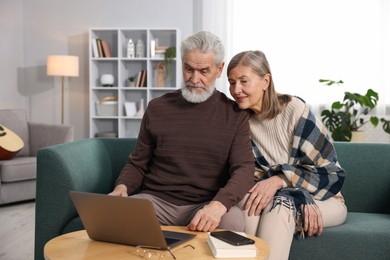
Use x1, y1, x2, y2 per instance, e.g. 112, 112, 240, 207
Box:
136, 244, 195, 259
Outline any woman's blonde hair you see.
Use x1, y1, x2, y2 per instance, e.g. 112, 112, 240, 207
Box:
227, 50, 291, 119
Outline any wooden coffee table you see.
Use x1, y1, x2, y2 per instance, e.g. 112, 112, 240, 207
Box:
44, 226, 269, 259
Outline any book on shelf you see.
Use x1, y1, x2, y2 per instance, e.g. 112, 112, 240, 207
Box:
101, 40, 111, 57
207, 232, 258, 258
135, 71, 142, 87
134, 70, 147, 87
155, 46, 168, 58
150, 42, 169, 58
91, 38, 99, 58
96, 39, 104, 57
155, 45, 169, 51
140, 70, 147, 87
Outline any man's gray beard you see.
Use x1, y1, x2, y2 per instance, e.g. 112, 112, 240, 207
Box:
181, 82, 216, 103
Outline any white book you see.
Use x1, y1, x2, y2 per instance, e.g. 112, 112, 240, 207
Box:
207, 232, 258, 258
91, 38, 99, 58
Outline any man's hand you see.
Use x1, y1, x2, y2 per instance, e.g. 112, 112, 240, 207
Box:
245, 175, 282, 216
187, 201, 227, 232
108, 184, 128, 197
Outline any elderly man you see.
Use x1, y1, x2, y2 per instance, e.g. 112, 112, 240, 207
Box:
109, 31, 254, 232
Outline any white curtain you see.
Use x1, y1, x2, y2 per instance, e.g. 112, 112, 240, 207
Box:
197, 0, 390, 116
193, 0, 229, 92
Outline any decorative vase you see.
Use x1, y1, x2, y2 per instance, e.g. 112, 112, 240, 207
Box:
128, 81, 135, 87
100, 74, 114, 87
156, 62, 165, 87
135, 99, 145, 117
127, 39, 135, 58
136, 39, 145, 58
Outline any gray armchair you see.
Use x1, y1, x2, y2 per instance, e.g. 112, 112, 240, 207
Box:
0, 109, 73, 205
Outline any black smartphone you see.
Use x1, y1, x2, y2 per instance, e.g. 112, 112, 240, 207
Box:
210, 231, 255, 246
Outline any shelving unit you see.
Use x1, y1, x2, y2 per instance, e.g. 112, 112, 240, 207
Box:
89, 28, 181, 138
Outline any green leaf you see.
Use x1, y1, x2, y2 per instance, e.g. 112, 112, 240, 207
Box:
321, 109, 341, 132
319, 79, 344, 86
366, 89, 379, 100
332, 102, 343, 109
381, 118, 390, 134
356, 89, 378, 109
370, 116, 379, 127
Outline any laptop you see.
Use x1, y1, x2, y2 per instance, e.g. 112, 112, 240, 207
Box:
69, 191, 196, 250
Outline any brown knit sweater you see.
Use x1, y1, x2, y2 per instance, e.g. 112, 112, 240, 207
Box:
116, 90, 254, 210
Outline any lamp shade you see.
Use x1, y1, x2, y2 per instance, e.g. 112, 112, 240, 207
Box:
47, 55, 79, 77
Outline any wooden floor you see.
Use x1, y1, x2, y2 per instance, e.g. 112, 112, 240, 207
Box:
0, 200, 35, 260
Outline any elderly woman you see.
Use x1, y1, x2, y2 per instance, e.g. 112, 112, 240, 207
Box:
227, 50, 347, 260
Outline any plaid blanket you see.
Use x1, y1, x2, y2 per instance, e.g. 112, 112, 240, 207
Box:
252, 103, 346, 218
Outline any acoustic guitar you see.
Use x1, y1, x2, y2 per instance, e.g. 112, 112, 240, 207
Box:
0, 124, 24, 160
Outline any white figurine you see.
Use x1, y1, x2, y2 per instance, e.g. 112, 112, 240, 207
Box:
136, 39, 145, 58
127, 39, 135, 58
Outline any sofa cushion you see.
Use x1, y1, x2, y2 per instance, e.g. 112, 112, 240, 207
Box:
290, 212, 390, 260
0, 109, 30, 156
0, 157, 36, 182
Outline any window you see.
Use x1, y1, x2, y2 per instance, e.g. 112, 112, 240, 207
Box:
225, 0, 390, 114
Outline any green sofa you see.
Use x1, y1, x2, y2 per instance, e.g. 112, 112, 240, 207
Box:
34, 138, 390, 260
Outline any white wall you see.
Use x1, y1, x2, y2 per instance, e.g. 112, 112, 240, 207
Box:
0, 1, 26, 110
0, 0, 195, 140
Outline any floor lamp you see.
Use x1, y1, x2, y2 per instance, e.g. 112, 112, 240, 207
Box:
47, 55, 79, 124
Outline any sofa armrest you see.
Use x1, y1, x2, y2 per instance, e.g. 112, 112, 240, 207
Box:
34, 138, 112, 260
28, 122, 74, 156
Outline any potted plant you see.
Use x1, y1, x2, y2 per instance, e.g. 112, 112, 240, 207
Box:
319, 79, 390, 141
164, 47, 176, 82
128, 76, 135, 87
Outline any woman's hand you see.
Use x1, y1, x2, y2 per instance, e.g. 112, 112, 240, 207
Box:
244, 175, 283, 216
302, 204, 323, 237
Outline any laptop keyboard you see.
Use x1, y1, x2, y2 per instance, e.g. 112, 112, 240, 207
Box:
165, 237, 180, 245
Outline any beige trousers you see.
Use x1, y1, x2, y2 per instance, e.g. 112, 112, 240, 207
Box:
238, 195, 347, 260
